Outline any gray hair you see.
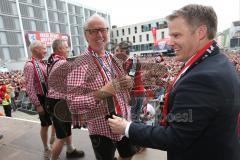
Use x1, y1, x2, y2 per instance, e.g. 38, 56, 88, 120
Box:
29, 40, 45, 53
52, 39, 65, 52
166, 4, 218, 39
83, 13, 109, 31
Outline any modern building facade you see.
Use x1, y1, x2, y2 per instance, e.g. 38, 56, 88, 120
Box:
111, 18, 169, 57
216, 20, 240, 50
229, 20, 240, 49
0, 0, 110, 70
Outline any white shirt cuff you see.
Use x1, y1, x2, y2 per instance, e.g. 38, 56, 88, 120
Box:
125, 122, 132, 138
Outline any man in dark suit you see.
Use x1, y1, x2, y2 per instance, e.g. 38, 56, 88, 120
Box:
108, 4, 240, 160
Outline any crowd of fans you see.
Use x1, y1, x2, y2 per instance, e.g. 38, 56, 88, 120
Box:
0, 70, 25, 116
142, 51, 240, 89
0, 51, 239, 117
0, 70, 25, 91
226, 52, 240, 73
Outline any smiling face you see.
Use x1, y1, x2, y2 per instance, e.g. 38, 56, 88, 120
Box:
168, 16, 202, 62
84, 16, 109, 56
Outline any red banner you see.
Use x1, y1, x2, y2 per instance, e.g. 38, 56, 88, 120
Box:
25, 32, 70, 47
151, 27, 157, 46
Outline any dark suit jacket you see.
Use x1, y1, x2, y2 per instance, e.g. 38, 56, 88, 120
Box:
129, 50, 240, 160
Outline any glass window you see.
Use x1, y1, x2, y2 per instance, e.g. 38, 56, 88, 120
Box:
145, 44, 149, 50
19, 47, 25, 59
2, 47, 10, 60
14, 18, 20, 30
72, 5, 75, 14
0, 32, 7, 44
46, 0, 52, 8
74, 16, 77, 24
74, 26, 78, 34
62, 2, 66, 11
149, 43, 153, 50
156, 22, 160, 29
146, 34, 149, 41
122, 29, 124, 36
42, 10, 46, 19
133, 36, 135, 43
139, 35, 142, 42
55, 24, 60, 33
53, 12, 58, 22
52, 0, 57, 9
134, 27, 137, 33
11, 2, 18, 15
31, 20, 36, 30
128, 28, 130, 34
135, 45, 139, 51
141, 25, 144, 32
60, 24, 67, 34
110, 31, 113, 38
116, 30, 119, 36
161, 31, 165, 38
28, 6, 34, 17
17, 33, 23, 44
148, 24, 151, 31
76, 37, 79, 45
63, 15, 67, 23
0, 16, 3, 29
159, 21, 168, 29
43, 22, 48, 32
127, 37, 129, 42
77, 17, 83, 25
115, 39, 117, 43
121, 38, 123, 42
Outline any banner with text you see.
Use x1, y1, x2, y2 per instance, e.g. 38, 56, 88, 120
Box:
25, 32, 70, 47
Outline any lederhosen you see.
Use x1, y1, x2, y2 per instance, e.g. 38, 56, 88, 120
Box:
45, 54, 72, 139
30, 58, 52, 127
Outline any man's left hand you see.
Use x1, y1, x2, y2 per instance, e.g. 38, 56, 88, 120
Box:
108, 115, 128, 135
113, 75, 133, 91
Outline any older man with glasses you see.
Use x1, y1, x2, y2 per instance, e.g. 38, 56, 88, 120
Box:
49, 14, 136, 160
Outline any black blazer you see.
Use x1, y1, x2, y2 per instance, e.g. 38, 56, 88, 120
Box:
129, 51, 240, 160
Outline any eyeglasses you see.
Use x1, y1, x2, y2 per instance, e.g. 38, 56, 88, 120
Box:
85, 28, 109, 35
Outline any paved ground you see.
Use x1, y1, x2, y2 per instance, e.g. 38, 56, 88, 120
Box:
0, 106, 39, 122
0, 108, 167, 160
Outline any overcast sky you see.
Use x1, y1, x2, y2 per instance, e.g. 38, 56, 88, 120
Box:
79, 0, 240, 32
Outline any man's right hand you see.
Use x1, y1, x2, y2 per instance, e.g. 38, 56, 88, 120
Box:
36, 105, 45, 115
94, 81, 116, 99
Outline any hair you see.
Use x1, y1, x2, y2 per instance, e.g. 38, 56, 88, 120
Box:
166, 4, 218, 39
52, 39, 66, 52
29, 40, 45, 54
83, 13, 109, 31
116, 41, 133, 54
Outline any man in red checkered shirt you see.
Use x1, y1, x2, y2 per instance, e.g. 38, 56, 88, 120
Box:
65, 14, 136, 160
46, 39, 84, 160
23, 40, 55, 159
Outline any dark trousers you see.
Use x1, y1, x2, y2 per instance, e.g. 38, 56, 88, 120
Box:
11, 97, 16, 110
3, 105, 12, 117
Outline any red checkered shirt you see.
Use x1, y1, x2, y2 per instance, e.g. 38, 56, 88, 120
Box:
47, 55, 66, 99
67, 50, 131, 141
23, 59, 46, 107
